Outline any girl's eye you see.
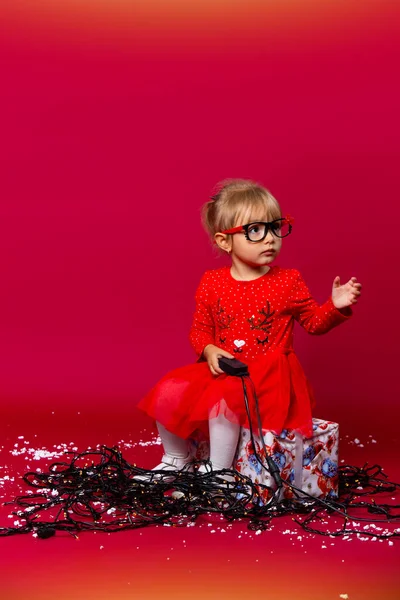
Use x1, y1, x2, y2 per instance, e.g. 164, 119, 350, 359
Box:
249, 225, 261, 234
271, 221, 282, 231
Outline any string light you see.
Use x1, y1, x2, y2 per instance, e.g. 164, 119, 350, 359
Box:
0, 446, 398, 540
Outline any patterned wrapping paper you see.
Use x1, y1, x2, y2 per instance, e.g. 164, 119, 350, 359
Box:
189, 418, 339, 503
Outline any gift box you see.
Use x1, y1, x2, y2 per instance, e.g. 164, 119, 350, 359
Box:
189, 418, 339, 503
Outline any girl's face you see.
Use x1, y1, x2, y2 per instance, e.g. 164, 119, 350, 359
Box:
230, 211, 283, 268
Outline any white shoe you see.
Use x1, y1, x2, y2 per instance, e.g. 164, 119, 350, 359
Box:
134, 453, 193, 483
197, 463, 236, 485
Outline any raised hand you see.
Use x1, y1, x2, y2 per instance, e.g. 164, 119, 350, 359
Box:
332, 276, 362, 310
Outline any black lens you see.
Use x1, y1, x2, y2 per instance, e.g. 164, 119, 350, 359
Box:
247, 223, 266, 242
272, 219, 290, 238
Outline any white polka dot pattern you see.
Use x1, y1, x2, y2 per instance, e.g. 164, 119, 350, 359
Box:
189, 266, 352, 359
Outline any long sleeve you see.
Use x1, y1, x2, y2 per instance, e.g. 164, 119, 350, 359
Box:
289, 270, 352, 335
189, 272, 216, 357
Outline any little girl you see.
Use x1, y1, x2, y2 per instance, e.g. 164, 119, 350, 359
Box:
136, 179, 362, 478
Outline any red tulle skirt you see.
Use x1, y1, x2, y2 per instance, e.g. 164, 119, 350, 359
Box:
136, 349, 315, 440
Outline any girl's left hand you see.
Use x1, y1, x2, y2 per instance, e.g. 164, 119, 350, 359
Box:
332, 276, 362, 309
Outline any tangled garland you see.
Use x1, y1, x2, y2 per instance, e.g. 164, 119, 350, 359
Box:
1, 446, 399, 540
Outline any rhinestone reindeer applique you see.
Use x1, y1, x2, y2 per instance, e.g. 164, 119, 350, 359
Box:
215, 298, 235, 345
247, 301, 275, 345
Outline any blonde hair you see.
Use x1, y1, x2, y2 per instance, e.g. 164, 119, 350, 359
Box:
201, 178, 282, 241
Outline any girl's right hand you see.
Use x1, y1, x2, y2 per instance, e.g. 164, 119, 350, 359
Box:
203, 344, 235, 376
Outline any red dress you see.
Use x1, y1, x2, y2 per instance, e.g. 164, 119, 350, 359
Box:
137, 266, 352, 438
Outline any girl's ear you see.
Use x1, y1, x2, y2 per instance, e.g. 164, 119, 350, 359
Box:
214, 232, 232, 254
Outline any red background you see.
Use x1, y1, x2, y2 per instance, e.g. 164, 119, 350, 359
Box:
1, 7, 399, 433
0, 2, 399, 598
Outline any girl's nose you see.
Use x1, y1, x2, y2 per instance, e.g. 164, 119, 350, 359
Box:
264, 229, 275, 243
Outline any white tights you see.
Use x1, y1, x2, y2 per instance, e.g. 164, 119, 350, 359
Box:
157, 412, 240, 470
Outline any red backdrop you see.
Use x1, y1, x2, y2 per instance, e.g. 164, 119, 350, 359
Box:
1, 4, 400, 600
0, 1, 399, 439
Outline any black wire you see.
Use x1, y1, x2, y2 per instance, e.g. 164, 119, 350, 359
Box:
0, 445, 399, 539
240, 376, 282, 507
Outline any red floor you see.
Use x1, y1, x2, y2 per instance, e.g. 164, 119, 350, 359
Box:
1, 406, 399, 600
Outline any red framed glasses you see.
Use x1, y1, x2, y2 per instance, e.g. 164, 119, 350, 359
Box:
221, 215, 294, 242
